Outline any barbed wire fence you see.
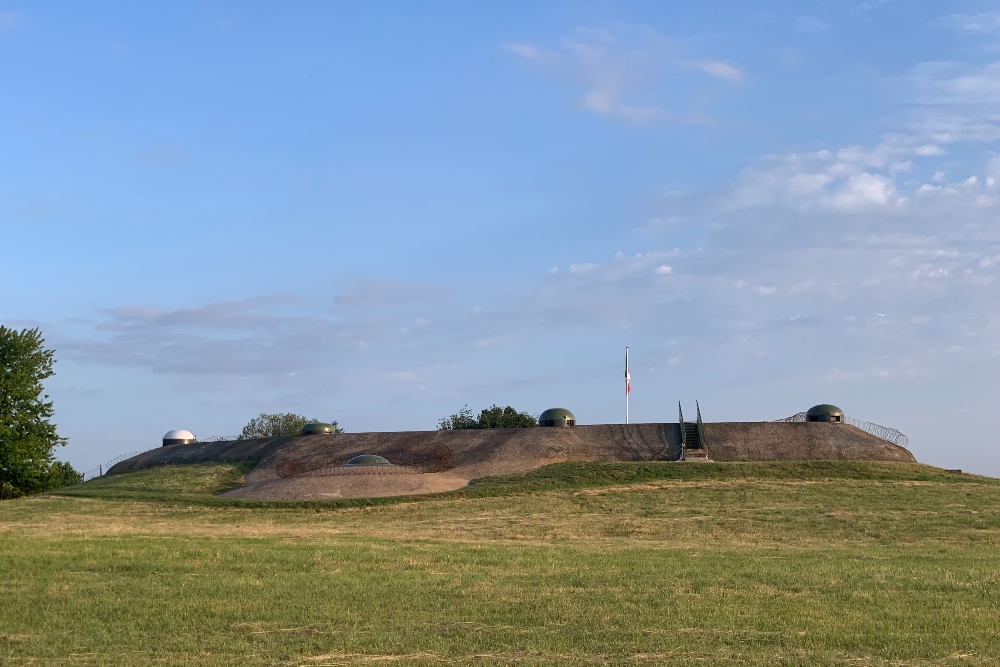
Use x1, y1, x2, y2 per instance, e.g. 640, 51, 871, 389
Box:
81, 450, 152, 482
844, 417, 909, 447
774, 412, 908, 447
78, 435, 242, 482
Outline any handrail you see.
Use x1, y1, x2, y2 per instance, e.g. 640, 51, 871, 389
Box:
678, 401, 686, 461
696, 400, 708, 456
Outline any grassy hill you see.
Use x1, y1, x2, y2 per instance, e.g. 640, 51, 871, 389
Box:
1, 461, 998, 665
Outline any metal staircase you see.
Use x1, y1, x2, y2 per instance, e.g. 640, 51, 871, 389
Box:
678, 401, 710, 461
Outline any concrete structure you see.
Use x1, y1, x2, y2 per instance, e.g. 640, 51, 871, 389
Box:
539, 408, 575, 427
110, 409, 915, 500
162, 429, 196, 447
301, 422, 336, 435
342, 454, 393, 467
122, 420, 914, 476
807, 404, 845, 423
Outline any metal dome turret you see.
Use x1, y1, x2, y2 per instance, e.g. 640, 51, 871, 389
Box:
342, 454, 393, 467
539, 408, 576, 427
806, 404, 845, 424
162, 429, 197, 447
301, 422, 336, 436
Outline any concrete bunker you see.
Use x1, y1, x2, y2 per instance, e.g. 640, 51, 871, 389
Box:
342, 454, 394, 467
539, 408, 575, 427
162, 429, 197, 447
301, 422, 336, 435
806, 404, 845, 424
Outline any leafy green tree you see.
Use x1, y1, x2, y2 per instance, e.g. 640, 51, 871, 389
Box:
437, 405, 478, 430
46, 460, 82, 488
238, 412, 343, 439
476, 404, 538, 429
0, 326, 79, 499
438, 404, 537, 430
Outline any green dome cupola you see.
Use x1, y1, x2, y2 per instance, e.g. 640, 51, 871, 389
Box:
300, 422, 336, 435
539, 408, 576, 427
806, 404, 845, 423
342, 454, 393, 467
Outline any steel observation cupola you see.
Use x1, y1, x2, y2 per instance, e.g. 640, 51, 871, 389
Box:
539, 408, 576, 427
162, 429, 197, 447
806, 404, 845, 424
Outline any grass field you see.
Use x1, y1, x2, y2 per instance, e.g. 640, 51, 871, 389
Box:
1, 461, 998, 666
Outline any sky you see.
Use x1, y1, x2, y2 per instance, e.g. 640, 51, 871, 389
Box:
1, 1, 999, 477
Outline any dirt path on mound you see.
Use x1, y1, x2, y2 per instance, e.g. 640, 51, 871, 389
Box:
222, 470, 471, 500
223, 457, 579, 500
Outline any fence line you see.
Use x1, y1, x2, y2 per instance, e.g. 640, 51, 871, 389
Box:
79, 435, 243, 482
774, 413, 908, 447
81, 449, 155, 482
844, 417, 909, 447
775, 412, 808, 423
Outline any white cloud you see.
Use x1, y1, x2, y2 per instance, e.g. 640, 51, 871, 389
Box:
504, 43, 543, 59
682, 60, 745, 82
908, 61, 1000, 107
944, 11, 1000, 35
505, 24, 743, 124
827, 173, 899, 210
568, 263, 599, 273
580, 90, 666, 124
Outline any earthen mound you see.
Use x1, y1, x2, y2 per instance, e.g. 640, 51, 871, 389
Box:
108, 422, 915, 500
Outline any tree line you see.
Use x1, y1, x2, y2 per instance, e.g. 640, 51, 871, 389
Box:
0, 327, 80, 499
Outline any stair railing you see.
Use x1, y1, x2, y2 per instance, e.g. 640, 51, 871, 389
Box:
678, 401, 686, 461
696, 400, 708, 457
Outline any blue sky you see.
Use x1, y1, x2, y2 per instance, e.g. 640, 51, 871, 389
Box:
2, 2, 999, 476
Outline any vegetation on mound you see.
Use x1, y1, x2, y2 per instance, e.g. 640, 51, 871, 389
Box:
2, 461, 998, 665
53, 460, 998, 510
438, 403, 537, 429
54, 463, 256, 503
239, 412, 343, 439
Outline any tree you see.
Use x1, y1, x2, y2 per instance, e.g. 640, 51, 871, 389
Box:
438, 404, 537, 430
437, 405, 478, 430
0, 326, 79, 498
476, 405, 538, 429
238, 412, 343, 439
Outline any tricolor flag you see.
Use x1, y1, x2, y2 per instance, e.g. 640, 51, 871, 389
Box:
625, 347, 631, 395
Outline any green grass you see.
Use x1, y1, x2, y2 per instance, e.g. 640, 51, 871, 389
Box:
1, 461, 999, 665
53, 462, 257, 502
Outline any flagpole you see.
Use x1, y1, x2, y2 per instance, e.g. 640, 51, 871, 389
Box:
625, 346, 630, 425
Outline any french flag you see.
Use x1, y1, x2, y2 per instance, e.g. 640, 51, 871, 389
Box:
625, 347, 631, 395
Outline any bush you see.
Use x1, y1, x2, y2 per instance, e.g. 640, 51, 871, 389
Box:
239, 413, 343, 439
438, 405, 537, 430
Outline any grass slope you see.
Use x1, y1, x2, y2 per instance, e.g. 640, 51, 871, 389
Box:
1, 461, 998, 666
